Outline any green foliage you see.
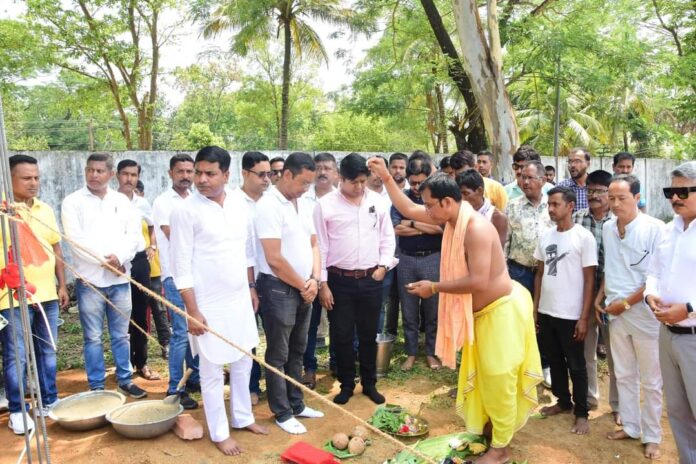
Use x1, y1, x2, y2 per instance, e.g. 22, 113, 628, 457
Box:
0, 20, 51, 90
170, 123, 225, 150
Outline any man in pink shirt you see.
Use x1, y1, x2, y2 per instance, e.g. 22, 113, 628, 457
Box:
315, 153, 396, 405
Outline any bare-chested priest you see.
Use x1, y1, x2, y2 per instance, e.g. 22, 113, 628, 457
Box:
367, 158, 543, 464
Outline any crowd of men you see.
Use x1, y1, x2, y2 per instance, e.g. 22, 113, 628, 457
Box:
0, 146, 695, 464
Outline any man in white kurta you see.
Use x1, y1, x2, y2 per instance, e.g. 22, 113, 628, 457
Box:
170, 146, 266, 455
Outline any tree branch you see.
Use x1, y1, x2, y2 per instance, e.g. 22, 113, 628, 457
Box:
651, 0, 683, 56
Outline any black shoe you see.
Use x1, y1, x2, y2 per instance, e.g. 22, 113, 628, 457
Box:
161, 345, 169, 360
185, 382, 201, 394
333, 389, 354, 405
179, 392, 198, 410
118, 383, 147, 399
362, 387, 385, 404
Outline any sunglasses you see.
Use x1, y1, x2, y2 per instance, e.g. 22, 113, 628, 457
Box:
244, 169, 272, 179
270, 169, 283, 176
663, 186, 696, 200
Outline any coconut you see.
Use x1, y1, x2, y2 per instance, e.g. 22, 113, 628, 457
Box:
348, 436, 366, 455
332, 432, 350, 450
352, 425, 369, 440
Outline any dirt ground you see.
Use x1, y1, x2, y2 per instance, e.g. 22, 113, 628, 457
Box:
0, 367, 679, 464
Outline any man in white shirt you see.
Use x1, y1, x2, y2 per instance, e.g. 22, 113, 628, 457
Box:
301, 152, 337, 390
152, 154, 199, 410
255, 152, 324, 435
599, 175, 663, 460
234, 151, 271, 406
61, 153, 144, 397
116, 159, 160, 382
645, 161, 696, 463
533, 186, 597, 435
170, 146, 267, 456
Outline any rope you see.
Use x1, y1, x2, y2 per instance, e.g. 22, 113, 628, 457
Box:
1, 206, 440, 464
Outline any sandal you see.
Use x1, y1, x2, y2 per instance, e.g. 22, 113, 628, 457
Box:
138, 365, 161, 381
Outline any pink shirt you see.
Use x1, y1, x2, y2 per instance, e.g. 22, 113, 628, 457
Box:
314, 189, 396, 281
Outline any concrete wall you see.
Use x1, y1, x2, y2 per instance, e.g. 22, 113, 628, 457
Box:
7, 150, 682, 222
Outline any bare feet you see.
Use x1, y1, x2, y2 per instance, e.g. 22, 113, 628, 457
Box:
474, 446, 510, 464
250, 392, 259, 406
214, 437, 242, 456
245, 422, 269, 435
644, 442, 661, 460
612, 411, 622, 426
540, 404, 572, 417
571, 417, 589, 435
401, 356, 416, 371
426, 356, 442, 370
606, 429, 633, 441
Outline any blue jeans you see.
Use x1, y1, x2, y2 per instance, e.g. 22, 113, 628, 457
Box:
163, 277, 199, 394
377, 268, 395, 334
75, 281, 132, 389
0, 300, 59, 412
250, 314, 262, 394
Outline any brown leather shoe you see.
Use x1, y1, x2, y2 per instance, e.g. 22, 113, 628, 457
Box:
301, 371, 316, 390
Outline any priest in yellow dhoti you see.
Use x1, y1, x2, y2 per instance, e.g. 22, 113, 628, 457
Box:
367, 159, 542, 464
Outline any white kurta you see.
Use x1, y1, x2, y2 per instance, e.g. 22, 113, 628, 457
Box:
169, 189, 259, 364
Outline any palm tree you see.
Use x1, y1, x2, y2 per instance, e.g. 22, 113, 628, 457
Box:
203, 0, 355, 149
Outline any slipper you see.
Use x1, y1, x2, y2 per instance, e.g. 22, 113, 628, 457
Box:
138, 366, 161, 381
276, 417, 307, 435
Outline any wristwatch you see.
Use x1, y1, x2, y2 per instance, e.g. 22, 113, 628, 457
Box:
687, 302, 696, 319
622, 299, 631, 311
149, 245, 157, 250
379, 265, 389, 272
248, 282, 256, 289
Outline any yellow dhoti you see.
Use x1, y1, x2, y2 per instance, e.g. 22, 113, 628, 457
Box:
455, 282, 543, 448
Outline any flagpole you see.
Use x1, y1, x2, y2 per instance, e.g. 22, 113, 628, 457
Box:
0, 96, 52, 463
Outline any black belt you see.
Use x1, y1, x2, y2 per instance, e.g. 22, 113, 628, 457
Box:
666, 325, 696, 335
507, 259, 536, 272
400, 249, 439, 257
327, 266, 377, 279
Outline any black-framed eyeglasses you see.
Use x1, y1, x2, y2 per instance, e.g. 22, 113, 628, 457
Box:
270, 169, 283, 177
663, 186, 696, 200
512, 163, 523, 170
587, 188, 608, 196
244, 169, 272, 179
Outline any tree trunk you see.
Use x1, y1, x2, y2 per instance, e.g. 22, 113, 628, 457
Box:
451, 0, 519, 181
419, 0, 487, 152
435, 83, 449, 153
279, 19, 292, 150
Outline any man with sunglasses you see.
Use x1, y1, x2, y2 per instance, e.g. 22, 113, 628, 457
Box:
599, 175, 663, 460
235, 151, 271, 406
645, 161, 696, 463
269, 156, 285, 186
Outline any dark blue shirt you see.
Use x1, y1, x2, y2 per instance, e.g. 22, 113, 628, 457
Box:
390, 190, 443, 252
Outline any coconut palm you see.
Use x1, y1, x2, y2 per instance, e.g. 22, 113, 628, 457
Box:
203, 0, 355, 149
